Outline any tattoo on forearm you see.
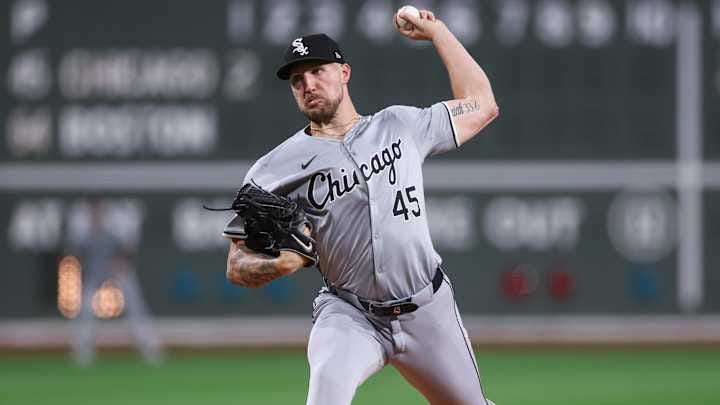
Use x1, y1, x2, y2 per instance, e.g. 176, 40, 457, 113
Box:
228, 247, 284, 288
450, 98, 481, 117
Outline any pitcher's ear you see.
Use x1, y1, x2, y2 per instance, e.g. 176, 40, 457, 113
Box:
341, 63, 351, 84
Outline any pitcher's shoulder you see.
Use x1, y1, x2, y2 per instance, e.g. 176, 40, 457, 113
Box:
243, 129, 312, 184
256, 129, 312, 164
375, 105, 426, 125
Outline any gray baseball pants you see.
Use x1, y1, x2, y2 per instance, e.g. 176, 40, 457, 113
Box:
305, 275, 490, 405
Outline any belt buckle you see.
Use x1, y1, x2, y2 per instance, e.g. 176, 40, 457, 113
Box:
369, 302, 418, 316
366, 297, 419, 316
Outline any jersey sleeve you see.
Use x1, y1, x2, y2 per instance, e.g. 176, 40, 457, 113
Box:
388, 102, 459, 159
242, 159, 273, 189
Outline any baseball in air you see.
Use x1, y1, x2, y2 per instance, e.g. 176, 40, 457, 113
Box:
396, 5, 420, 30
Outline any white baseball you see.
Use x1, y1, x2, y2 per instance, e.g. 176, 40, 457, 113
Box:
396, 5, 420, 30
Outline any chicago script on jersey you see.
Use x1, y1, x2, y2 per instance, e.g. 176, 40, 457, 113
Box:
307, 139, 403, 209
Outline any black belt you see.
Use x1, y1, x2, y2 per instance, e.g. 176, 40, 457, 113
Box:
357, 267, 444, 317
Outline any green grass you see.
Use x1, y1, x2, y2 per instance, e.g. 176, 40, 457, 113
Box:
1, 348, 719, 404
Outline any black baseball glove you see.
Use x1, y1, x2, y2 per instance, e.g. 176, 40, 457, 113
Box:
204, 183, 318, 266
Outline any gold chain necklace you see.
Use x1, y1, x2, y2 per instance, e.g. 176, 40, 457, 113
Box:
309, 115, 361, 136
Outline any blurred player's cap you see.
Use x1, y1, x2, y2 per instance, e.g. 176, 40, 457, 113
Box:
276, 33, 346, 80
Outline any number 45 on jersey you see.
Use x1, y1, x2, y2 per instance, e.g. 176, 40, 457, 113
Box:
393, 186, 421, 221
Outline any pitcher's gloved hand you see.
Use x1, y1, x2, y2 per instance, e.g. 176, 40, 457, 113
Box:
205, 183, 318, 266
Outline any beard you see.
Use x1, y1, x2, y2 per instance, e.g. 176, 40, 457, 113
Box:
299, 90, 343, 124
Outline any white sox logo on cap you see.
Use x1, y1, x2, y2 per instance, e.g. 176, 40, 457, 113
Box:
277, 33, 345, 80
292, 38, 309, 56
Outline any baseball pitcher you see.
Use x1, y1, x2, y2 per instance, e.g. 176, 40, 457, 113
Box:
223, 7, 499, 405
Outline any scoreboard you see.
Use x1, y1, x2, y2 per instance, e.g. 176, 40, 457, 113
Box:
1, 0, 718, 318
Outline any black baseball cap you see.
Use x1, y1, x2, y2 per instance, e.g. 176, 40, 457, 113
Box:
276, 33, 346, 80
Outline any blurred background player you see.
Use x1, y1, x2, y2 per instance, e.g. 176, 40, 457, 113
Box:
67, 199, 164, 366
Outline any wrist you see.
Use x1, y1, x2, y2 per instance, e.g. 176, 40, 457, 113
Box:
276, 251, 307, 272
429, 21, 449, 41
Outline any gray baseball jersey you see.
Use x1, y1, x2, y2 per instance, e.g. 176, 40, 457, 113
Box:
244, 102, 491, 405
243, 102, 458, 301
